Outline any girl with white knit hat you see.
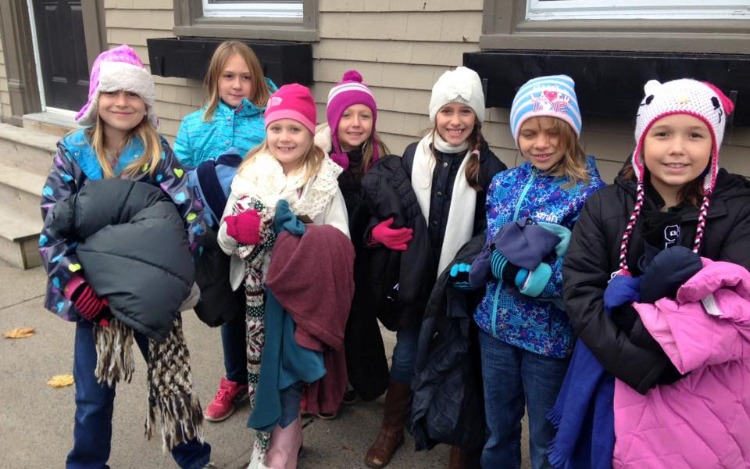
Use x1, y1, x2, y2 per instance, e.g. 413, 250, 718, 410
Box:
39, 44, 214, 469
363, 66, 507, 469
562, 78, 750, 467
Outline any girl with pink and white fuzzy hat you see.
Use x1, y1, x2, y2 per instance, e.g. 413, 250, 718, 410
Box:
39, 44, 213, 468
563, 78, 750, 466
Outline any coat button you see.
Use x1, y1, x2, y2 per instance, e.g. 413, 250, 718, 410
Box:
437, 191, 443, 197
442, 162, 448, 168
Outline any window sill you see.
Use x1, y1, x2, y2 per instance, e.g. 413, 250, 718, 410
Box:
464, 49, 750, 126
173, 22, 318, 42
147, 37, 313, 85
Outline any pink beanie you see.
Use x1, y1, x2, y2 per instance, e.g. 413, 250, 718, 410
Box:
76, 44, 157, 128
326, 70, 379, 169
264, 84, 316, 134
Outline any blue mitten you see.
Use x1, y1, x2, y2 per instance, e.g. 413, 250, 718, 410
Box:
517, 263, 553, 297
640, 246, 702, 303
448, 263, 474, 290
604, 274, 641, 312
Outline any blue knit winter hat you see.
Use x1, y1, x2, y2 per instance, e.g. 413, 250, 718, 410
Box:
509, 75, 582, 146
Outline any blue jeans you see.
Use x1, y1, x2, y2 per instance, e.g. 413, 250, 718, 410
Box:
67, 321, 211, 469
478, 330, 569, 469
389, 323, 421, 384
221, 312, 248, 384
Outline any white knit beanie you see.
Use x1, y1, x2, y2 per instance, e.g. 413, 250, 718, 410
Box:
428, 66, 485, 124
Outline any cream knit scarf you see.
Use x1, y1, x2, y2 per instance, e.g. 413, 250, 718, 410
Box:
412, 132, 477, 274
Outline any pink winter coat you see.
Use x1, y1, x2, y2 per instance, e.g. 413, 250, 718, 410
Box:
613, 259, 750, 468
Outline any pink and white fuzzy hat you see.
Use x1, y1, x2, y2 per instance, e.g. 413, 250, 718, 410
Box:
616, 78, 735, 274
76, 44, 158, 128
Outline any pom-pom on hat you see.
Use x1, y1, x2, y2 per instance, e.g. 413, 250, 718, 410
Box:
509, 75, 581, 146
615, 78, 735, 276
428, 66, 485, 124
76, 44, 157, 128
264, 83, 317, 134
326, 70, 380, 170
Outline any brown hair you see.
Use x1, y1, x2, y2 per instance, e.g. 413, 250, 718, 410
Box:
241, 129, 325, 185
361, 130, 390, 170
431, 111, 486, 191
202, 41, 270, 122
520, 116, 589, 188
87, 114, 161, 179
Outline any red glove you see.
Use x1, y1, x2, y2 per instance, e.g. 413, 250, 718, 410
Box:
71, 283, 107, 321
225, 209, 261, 245
370, 217, 413, 251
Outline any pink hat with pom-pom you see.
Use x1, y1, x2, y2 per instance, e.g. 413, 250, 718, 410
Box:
326, 70, 380, 170
76, 44, 158, 128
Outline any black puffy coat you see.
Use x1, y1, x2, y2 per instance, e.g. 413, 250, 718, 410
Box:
564, 166, 750, 393
48, 179, 195, 341
360, 155, 435, 331
410, 234, 486, 455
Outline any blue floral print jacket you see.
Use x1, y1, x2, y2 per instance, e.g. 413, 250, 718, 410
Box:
473, 157, 606, 358
39, 128, 205, 321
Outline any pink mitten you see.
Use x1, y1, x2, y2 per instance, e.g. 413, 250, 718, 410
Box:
225, 209, 261, 245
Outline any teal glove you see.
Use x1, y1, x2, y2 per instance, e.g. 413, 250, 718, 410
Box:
490, 249, 528, 286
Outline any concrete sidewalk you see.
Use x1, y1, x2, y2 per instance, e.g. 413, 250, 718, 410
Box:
0, 261, 456, 469
0, 259, 533, 469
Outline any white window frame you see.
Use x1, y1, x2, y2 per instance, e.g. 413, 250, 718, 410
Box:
202, 0, 302, 19
527, 0, 750, 20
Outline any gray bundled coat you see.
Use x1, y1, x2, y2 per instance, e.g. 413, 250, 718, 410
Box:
47, 179, 195, 341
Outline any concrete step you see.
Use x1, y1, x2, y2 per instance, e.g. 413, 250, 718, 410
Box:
23, 111, 78, 138
0, 161, 47, 219
0, 204, 42, 269
0, 122, 58, 177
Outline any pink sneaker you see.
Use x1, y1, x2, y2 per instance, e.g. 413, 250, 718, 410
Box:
204, 377, 249, 422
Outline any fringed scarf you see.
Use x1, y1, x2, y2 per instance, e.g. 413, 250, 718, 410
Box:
93, 316, 204, 451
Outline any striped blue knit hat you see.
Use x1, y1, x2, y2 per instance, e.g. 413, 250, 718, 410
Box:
509, 75, 582, 145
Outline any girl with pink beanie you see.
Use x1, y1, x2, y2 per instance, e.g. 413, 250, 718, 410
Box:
217, 83, 350, 469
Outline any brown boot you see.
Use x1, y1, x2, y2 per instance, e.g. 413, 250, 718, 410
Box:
448, 445, 466, 469
364, 381, 411, 468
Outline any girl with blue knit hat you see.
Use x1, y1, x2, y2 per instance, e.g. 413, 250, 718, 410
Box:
471, 75, 605, 469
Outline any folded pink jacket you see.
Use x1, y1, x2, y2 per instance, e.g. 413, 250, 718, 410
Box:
614, 259, 750, 468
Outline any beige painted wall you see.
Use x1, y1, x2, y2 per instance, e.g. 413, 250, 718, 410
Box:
101, 1, 750, 183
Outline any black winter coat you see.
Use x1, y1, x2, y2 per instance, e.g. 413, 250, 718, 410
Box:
410, 233, 486, 454
564, 166, 750, 393
48, 179, 195, 341
360, 155, 434, 331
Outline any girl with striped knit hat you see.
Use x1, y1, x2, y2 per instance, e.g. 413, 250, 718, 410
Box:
562, 79, 750, 467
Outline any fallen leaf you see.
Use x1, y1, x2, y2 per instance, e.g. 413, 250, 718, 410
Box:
4, 327, 35, 339
48, 374, 74, 388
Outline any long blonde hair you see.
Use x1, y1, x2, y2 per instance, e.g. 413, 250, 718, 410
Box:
88, 115, 161, 179
241, 131, 325, 185
202, 41, 270, 122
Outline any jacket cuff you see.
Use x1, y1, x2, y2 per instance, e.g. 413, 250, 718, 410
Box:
63, 275, 86, 300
